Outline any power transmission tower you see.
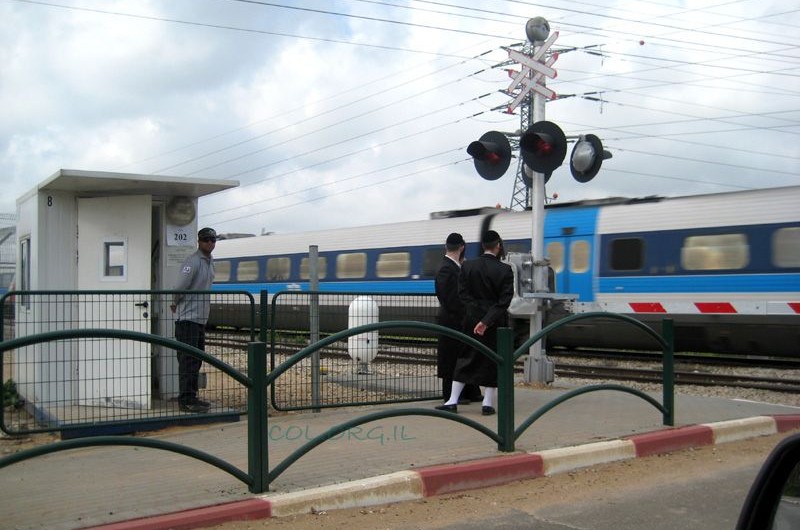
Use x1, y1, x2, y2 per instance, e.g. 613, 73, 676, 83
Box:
507, 42, 534, 211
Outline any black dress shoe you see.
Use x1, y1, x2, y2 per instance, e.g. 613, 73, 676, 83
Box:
435, 404, 458, 413
481, 406, 496, 416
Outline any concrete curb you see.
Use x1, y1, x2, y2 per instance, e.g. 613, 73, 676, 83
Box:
85, 413, 800, 530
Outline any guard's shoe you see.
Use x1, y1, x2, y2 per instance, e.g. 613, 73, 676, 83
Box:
180, 401, 209, 413
435, 403, 458, 413
194, 398, 211, 408
481, 406, 496, 416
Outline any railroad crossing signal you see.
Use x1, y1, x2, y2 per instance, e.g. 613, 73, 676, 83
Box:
519, 121, 567, 176
466, 130, 512, 181
467, 122, 611, 184
570, 134, 612, 183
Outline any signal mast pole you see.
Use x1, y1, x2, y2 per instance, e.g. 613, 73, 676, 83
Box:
523, 17, 555, 384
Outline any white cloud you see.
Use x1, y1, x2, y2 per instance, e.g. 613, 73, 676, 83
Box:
0, 0, 796, 235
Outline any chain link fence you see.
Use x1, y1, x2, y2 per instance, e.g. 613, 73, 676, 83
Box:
268, 291, 442, 411
1, 290, 254, 435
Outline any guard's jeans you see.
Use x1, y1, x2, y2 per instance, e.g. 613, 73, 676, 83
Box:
175, 320, 206, 404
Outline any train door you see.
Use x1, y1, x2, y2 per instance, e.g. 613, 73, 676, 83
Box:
76, 195, 152, 408
545, 235, 594, 301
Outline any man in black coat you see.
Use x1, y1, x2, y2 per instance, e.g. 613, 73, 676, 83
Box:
436, 230, 514, 416
434, 233, 482, 403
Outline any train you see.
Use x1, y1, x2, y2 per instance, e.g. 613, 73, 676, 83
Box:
211, 185, 800, 357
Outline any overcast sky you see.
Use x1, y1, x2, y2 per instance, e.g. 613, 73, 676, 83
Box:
2, 0, 798, 235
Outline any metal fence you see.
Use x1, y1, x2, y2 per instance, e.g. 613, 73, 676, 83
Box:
267, 291, 441, 411
1, 288, 452, 434
1, 290, 254, 435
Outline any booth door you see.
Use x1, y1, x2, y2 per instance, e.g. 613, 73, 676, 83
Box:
77, 195, 152, 409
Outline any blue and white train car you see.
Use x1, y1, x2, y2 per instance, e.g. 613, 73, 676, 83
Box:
212, 186, 800, 356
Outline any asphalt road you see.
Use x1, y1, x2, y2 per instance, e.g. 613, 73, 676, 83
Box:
432, 465, 757, 530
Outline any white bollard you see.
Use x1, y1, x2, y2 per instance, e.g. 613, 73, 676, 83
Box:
348, 296, 379, 374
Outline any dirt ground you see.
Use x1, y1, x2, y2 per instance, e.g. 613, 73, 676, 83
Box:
200, 431, 792, 530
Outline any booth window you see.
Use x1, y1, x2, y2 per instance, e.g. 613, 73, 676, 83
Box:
104, 241, 126, 278
20, 237, 31, 309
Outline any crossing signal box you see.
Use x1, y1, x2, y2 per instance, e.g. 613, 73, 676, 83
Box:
467, 130, 512, 181
519, 120, 567, 175
570, 134, 612, 183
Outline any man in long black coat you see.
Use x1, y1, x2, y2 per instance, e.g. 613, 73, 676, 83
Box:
436, 230, 514, 416
435, 233, 482, 403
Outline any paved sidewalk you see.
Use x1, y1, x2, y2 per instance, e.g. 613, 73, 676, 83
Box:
1, 385, 799, 530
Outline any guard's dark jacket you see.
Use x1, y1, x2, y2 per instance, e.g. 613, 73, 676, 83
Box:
453, 252, 514, 387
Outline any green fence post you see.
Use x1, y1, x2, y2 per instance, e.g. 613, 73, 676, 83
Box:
662, 318, 675, 426
247, 341, 269, 493
259, 290, 269, 344
496, 327, 515, 452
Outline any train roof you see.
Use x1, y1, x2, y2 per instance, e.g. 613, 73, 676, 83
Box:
598, 185, 800, 233
214, 185, 800, 257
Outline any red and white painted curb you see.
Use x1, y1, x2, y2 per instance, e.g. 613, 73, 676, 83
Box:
86, 414, 800, 530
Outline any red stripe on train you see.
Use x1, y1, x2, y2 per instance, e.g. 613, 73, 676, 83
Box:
629, 302, 667, 313
789, 303, 800, 314
694, 302, 737, 313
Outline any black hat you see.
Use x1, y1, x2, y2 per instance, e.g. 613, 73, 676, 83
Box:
481, 230, 501, 245
445, 232, 465, 246
198, 227, 217, 239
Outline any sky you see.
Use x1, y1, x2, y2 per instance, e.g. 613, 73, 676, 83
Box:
1, 0, 798, 236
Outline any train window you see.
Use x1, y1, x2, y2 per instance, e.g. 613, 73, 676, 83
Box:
336, 252, 367, 279
546, 242, 564, 273
421, 248, 441, 278
570, 240, 590, 273
773, 228, 800, 268
376, 252, 410, 278
681, 234, 748, 270
300, 256, 328, 280
504, 242, 527, 254
236, 260, 259, 281
610, 238, 644, 271
266, 257, 291, 280
214, 260, 231, 282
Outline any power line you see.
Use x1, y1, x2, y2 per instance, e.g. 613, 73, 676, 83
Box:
11, 0, 473, 57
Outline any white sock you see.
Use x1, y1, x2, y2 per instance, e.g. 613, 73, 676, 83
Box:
444, 381, 465, 405
482, 387, 495, 408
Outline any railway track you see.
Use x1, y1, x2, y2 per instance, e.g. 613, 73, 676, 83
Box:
554, 363, 800, 393
206, 330, 800, 393
549, 348, 799, 370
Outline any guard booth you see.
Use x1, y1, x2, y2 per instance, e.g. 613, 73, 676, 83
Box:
12, 169, 237, 416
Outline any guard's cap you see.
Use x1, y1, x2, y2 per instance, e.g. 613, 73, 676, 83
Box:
198, 227, 217, 239
445, 232, 465, 246
481, 230, 501, 245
